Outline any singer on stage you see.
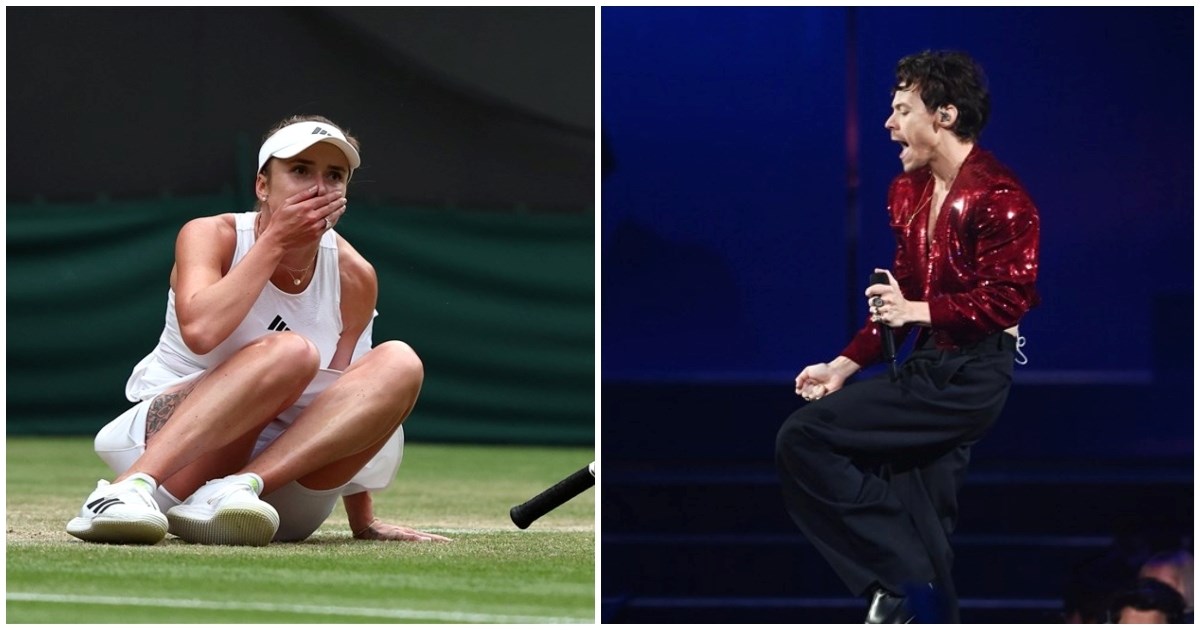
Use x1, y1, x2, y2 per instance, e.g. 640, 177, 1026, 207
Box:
775, 50, 1040, 623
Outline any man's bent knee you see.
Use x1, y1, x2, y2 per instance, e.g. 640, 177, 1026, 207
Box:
776, 412, 804, 460
776, 408, 827, 467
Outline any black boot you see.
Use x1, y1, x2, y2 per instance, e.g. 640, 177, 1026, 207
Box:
865, 587, 915, 624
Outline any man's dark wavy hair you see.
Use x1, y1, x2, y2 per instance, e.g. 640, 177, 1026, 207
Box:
893, 51, 990, 142
1108, 578, 1186, 623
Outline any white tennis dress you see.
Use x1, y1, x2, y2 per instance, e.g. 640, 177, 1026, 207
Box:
97, 212, 402, 499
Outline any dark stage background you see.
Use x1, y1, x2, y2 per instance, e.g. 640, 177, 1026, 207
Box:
601, 6, 1193, 623
7, 7, 595, 445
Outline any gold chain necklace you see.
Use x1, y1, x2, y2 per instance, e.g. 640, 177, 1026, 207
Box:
903, 179, 934, 227
279, 260, 315, 286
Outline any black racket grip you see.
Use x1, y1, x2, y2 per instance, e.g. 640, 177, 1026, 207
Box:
510, 465, 595, 529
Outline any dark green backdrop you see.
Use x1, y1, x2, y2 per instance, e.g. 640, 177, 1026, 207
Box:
7, 195, 594, 445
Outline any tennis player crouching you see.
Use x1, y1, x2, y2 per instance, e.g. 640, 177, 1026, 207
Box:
67, 115, 450, 546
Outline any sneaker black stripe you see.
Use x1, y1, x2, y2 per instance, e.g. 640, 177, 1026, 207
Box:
96, 498, 124, 512
91, 498, 125, 513
86, 497, 116, 510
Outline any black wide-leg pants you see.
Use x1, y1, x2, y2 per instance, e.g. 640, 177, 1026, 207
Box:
775, 333, 1015, 622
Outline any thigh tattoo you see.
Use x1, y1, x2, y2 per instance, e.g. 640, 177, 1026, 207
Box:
145, 380, 200, 440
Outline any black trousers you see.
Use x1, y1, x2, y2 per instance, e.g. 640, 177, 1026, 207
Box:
775, 332, 1015, 622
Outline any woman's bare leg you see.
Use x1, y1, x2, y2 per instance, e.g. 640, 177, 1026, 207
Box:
116, 332, 320, 499
244, 341, 423, 492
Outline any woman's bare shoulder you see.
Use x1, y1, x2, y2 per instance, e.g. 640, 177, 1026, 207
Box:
335, 234, 377, 288
334, 234, 378, 327
171, 213, 240, 283
177, 213, 239, 244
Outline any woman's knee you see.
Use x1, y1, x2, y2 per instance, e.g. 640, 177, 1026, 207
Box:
253, 332, 321, 380
364, 341, 424, 386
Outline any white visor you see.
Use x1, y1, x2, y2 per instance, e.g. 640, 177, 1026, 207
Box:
257, 121, 361, 173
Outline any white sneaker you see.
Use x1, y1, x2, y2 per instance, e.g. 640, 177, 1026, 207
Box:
66, 473, 168, 544
166, 473, 279, 546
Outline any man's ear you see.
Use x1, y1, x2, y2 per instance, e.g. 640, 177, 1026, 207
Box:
937, 105, 958, 128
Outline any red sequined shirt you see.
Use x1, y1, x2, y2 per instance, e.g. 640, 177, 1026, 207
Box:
841, 146, 1040, 366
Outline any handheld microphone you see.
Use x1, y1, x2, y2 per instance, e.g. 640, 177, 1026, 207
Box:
870, 272, 898, 381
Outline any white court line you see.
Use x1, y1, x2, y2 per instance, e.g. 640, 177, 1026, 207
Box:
7, 592, 591, 624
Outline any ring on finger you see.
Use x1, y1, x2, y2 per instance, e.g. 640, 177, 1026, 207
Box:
871, 296, 884, 308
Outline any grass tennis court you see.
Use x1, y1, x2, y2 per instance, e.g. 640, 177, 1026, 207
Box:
7, 437, 595, 623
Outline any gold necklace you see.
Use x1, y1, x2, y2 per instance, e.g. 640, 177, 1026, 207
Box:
256, 212, 316, 286
903, 179, 934, 227
279, 259, 315, 286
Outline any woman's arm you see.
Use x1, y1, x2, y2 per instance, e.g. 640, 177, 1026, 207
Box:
171, 215, 284, 355
327, 235, 378, 371
343, 491, 450, 542
174, 188, 345, 355
329, 236, 449, 543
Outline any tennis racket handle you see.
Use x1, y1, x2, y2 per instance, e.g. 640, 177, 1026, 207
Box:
510, 464, 596, 529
